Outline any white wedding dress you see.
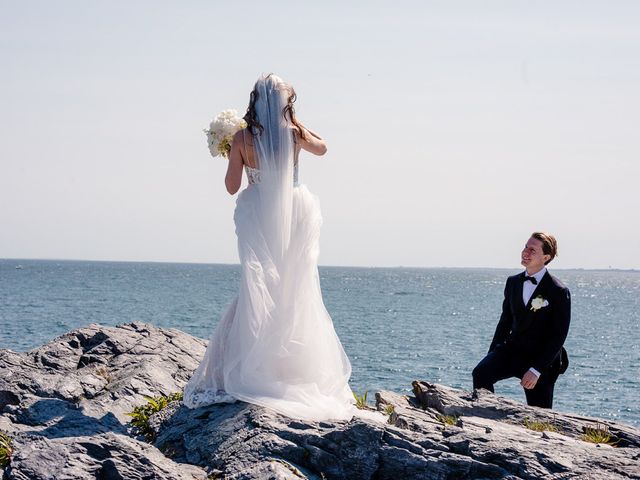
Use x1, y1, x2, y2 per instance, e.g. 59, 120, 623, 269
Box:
184, 164, 354, 420
183, 153, 355, 421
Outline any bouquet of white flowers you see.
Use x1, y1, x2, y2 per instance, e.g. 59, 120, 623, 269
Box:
204, 109, 247, 158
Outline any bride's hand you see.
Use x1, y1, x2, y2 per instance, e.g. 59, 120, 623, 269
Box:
296, 121, 322, 140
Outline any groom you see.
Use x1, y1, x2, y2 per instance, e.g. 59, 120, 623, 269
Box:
472, 232, 571, 408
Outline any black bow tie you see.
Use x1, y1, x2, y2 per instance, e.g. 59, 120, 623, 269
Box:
522, 275, 538, 285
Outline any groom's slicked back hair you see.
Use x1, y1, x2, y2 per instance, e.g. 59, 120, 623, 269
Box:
531, 232, 558, 264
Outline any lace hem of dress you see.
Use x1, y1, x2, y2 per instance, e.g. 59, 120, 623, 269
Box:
183, 388, 237, 409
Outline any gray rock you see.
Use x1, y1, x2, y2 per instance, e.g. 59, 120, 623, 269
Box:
1, 322, 638, 479
0, 322, 207, 479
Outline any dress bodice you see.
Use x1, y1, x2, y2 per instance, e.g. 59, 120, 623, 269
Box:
245, 163, 299, 186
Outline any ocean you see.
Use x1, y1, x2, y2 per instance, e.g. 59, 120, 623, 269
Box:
1, 259, 638, 427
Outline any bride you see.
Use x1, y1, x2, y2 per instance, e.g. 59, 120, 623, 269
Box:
183, 74, 355, 421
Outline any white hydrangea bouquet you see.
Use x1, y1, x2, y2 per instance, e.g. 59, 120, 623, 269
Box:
204, 109, 247, 158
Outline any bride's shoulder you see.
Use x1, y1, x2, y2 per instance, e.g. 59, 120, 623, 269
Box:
234, 128, 253, 145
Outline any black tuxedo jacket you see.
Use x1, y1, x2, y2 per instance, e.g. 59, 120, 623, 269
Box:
489, 270, 571, 373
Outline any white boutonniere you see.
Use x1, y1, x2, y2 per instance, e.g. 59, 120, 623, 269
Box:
530, 295, 549, 312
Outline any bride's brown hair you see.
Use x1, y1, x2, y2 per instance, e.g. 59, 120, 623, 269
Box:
243, 74, 307, 140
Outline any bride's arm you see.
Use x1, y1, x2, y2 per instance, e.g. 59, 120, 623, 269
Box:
225, 131, 244, 195
296, 126, 327, 156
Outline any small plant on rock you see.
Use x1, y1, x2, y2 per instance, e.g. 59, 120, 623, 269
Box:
436, 413, 459, 426
353, 390, 368, 410
383, 404, 396, 425
126, 392, 183, 441
0, 431, 13, 468
94, 366, 112, 383
522, 417, 559, 433
581, 423, 619, 446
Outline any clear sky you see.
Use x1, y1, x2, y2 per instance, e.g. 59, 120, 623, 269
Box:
1, 1, 639, 269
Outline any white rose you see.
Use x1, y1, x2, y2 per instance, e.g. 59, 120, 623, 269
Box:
530, 296, 549, 312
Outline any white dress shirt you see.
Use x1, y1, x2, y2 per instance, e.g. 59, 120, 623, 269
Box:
522, 267, 547, 305
522, 267, 547, 378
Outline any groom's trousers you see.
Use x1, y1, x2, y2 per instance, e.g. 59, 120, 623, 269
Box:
472, 346, 561, 408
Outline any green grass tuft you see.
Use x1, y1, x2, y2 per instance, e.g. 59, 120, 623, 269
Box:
581, 423, 619, 446
522, 417, 559, 433
0, 431, 13, 468
435, 413, 459, 426
126, 392, 183, 441
353, 390, 368, 410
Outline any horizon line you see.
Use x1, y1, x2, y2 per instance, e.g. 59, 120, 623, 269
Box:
1, 257, 637, 273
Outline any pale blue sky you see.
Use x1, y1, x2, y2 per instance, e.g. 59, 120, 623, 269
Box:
1, 1, 639, 268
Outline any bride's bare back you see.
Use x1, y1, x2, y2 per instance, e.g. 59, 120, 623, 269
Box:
225, 126, 328, 194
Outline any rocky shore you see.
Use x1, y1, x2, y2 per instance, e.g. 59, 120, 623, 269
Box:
0, 322, 638, 479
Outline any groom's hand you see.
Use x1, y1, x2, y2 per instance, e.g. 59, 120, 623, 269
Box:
521, 370, 539, 390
